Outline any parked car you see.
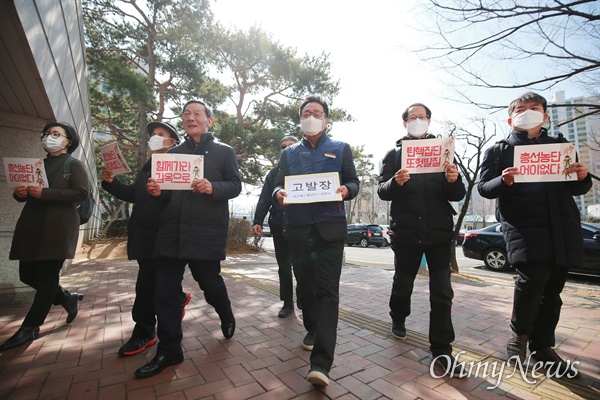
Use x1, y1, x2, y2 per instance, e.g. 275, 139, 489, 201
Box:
462, 223, 508, 271
380, 224, 392, 247
346, 224, 386, 248
456, 229, 466, 245
462, 222, 600, 276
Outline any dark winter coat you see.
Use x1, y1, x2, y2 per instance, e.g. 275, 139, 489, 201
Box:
153, 133, 241, 261
101, 159, 169, 260
478, 128, 592, 268
253, 165, 286, 235
10, 153, 89, 261
378, 134, 466, 246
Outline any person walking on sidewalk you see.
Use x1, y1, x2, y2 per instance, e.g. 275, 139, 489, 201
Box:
1, 122, 87, 351
101, 121, 192, 358
252, 136, 299, 318
378, 103, 466, 376
274, 95, 359, 387
478, 92, 591, 376
137, 100, 241, 378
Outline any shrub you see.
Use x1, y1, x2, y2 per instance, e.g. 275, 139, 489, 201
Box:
103, 218, 128, 238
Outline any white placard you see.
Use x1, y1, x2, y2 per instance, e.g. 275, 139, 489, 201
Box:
3, 157, 49, 188
283, 172, 342, 204
514, 143, 578, 183
99, 142, 132, 175
401, 137, 455, 173
151, 153, 204, 190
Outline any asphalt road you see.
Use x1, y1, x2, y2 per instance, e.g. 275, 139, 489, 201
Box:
259, 237, 600, 293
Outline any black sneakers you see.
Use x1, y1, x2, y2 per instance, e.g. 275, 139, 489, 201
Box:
302, 331, 316, 350
278, 302, 294, 318
433, 354, 466, 378
391, 320, 407, 339
118, 336, 157, 357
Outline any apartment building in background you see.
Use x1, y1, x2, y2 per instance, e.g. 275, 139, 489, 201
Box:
548, 91, 600, 217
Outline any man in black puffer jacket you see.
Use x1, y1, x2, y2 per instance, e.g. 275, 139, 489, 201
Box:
478, 92, 591, 376
378, 103, 466, 377
139, 100, 242, 379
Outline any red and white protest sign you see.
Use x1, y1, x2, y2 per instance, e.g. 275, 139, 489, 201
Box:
3, 157, 49, 188
151, 154, 204, 190
99, 142, 131, 175
513, 143, 578, 183
401, 137, 455, 173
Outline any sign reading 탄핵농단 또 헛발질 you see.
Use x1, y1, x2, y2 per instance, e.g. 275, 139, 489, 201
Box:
513, 143, 578, 183
3, 157, 49, 188
151, 153, 204, 190
99, 142, 132, 175
283, 172, 342, 204
401, 137, 455, 174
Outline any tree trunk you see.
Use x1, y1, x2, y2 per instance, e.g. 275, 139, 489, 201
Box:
136, 101, 148, 171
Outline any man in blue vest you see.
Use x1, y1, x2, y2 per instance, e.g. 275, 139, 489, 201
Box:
274, 95, 359, 387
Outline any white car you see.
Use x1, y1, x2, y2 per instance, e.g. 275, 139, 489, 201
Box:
380, 225, 392, 247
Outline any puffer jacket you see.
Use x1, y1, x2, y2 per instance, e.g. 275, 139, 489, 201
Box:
101, 159, 170, 260
478, 128, 592, 267
153, 133, 241, 261
10, 153, 89, 261
378, 134, 466, 246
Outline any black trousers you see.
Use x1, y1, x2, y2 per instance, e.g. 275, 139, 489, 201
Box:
154, 258, 233, 356
511, 262, 568, 351
390, 243, 455, 356
19, 260, 70, 327
131, 259, 188, 339
131, 259, 157, 338
288, 225, 344, 373
272, 232, 297, 303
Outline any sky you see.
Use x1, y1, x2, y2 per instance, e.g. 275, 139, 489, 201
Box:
210, 0, 587, 216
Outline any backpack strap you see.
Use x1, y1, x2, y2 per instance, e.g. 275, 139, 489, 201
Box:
63, 156, 75, 181
394, 145, 402, 172
492, 140, 509, 177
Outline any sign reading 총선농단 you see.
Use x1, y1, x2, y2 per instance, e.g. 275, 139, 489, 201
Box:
513, 142, 578, 183
3, 157, 49, 188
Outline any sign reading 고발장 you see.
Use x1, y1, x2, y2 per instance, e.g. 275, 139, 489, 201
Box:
283, 172, 342, 204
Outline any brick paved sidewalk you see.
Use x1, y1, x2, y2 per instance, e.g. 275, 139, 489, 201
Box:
0, 253, 598, 399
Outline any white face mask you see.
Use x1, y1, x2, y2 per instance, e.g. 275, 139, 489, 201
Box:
512, 109, 545, 130
148, 135, 168, 151
406, 118, 429, 137
301, 116, 324, 136
42, 136, 67, 153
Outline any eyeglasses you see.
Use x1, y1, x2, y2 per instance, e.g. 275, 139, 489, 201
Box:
41, 130, 67, 139
407, 115, 429, 122
280, 145, 288, 150
301, 110, 325, 119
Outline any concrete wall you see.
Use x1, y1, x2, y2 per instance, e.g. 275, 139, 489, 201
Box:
0, 0, 98, 305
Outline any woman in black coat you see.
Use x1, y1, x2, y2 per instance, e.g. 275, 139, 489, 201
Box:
1, 122, 88, 351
